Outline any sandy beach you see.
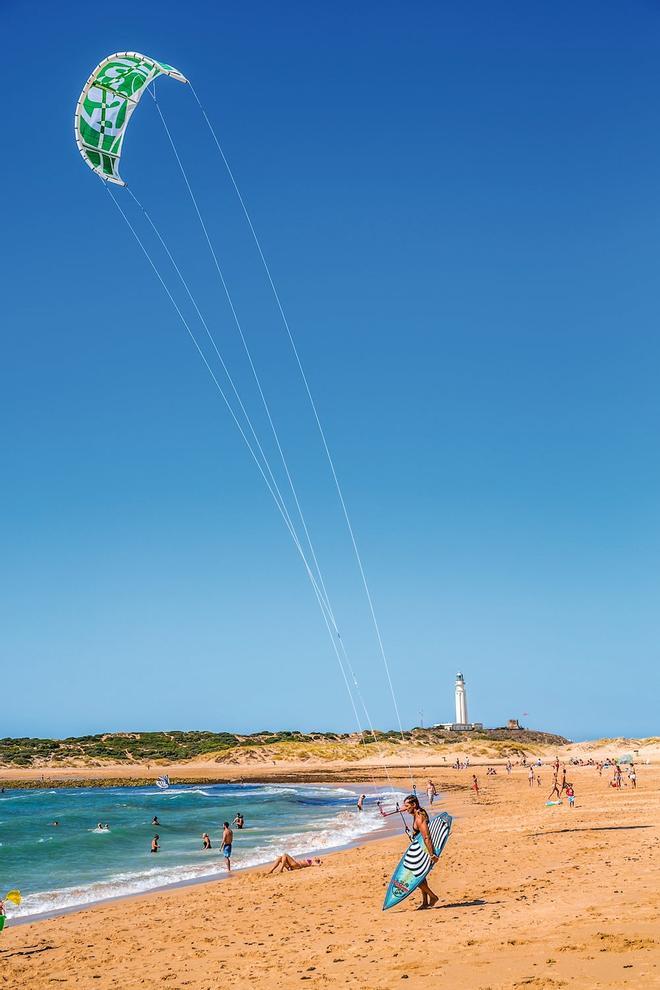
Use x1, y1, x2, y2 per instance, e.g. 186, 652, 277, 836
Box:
1, 761, 657, 990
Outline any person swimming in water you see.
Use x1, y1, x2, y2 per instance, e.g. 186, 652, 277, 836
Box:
151, 835, 159, 853
232, 813, 244, 829
202, 832, 212, 849
402, 794, 439, 909
152, 816, 161, 827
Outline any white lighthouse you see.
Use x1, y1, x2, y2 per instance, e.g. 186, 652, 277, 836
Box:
455, 672, 468, 726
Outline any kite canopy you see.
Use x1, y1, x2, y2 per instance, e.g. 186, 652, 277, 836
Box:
74, 51, 187, 185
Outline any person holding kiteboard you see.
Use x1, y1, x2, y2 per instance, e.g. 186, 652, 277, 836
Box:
402, 795, 439, 909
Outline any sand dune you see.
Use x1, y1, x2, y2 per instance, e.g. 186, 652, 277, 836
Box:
0, 735, 656, 787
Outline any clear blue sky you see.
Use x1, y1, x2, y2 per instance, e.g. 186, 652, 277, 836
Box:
2, 1, 659, 741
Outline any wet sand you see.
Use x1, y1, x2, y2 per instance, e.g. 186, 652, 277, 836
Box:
1, 764, 658, 989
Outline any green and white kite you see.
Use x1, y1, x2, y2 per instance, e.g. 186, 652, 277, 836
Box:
74, 51, 187, 185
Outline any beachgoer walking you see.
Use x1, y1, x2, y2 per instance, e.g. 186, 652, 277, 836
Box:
151, 835, 159, 853
222, 822, 233, 871
547, 774, 560, 801
357, 794, 366, 811
560, 768, 568, 795
426, 780, 437, 805
471, 775, 479, 797
402, 795, 439, 909
536, 774, 541, 787
202, 832, 212, 849
528, 767, 535, 788
629, 768, 637, 789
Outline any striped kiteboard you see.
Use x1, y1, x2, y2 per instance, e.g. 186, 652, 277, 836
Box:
383, 811, 452, 911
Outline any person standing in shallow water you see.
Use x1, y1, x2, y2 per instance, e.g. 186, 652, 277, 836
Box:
402, 795, 439, 910
222, 822, 233, 872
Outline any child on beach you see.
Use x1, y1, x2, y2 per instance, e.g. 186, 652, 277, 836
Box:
565, 784, 575, 808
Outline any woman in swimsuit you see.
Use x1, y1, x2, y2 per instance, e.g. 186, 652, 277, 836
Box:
265, 854, 322, 874
402, 795, 439, 909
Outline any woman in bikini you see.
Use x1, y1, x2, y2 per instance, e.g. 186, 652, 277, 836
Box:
402, 795, 439, 909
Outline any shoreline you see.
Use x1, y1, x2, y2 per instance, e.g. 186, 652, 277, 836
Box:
5, 781, 404, 926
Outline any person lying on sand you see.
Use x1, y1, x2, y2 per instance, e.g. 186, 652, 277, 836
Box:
265, 855, 323, 874
402, 794, 439, 910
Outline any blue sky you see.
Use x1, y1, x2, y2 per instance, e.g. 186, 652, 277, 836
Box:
2, 1, 659, 741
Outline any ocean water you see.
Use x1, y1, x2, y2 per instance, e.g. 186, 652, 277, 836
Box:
0, 783, 397, 919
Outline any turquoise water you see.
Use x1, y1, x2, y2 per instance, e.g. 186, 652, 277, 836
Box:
0, 783, 393, 918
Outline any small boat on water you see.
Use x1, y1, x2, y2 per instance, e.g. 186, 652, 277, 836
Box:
155, 775, 170, 790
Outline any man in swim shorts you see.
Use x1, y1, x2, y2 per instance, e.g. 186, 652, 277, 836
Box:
222, 822, 233, 871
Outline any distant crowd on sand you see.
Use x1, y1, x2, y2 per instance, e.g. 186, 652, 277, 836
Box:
446, 753, 640, 811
